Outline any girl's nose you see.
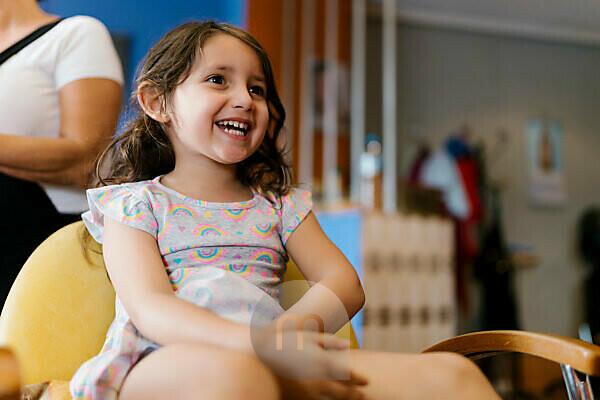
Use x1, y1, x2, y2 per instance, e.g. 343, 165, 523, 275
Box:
231, 86, 253, 110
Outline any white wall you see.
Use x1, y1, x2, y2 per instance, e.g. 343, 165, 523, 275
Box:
366, 20, 600, 336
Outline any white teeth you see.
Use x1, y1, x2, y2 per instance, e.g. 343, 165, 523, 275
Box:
218, 120, 249, 136
224, 128, 244, 136
220, 120, 248, 130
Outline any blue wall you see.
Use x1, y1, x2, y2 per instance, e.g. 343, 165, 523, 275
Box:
316, 210, 363, 344
42, 0, 246, 95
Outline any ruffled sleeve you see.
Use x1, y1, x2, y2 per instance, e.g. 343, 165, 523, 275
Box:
279, 188, 313, 244
82, 185, 158, 243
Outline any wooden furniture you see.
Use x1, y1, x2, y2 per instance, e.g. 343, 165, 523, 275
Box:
425, 330, 600, 399
0, 347, 19, 400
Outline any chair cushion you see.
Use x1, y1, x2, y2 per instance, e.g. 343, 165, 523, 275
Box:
0, 222, 115, 385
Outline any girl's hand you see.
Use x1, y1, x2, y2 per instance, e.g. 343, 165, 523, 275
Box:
277, 375, 370, 400
251, 315, 368, 383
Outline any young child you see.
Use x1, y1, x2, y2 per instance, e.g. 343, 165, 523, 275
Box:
70, 21, 499, 400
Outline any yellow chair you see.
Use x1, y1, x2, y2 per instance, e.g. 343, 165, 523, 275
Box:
0, 222, 358, 398
3, 222, 600, 399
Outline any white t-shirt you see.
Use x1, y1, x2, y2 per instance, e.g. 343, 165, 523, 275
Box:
0, 16, 123, 213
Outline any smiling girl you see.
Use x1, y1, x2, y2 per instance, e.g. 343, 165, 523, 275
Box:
69, 21, 499, 400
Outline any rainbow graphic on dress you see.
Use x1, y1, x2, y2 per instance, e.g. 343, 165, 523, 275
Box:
168, 204, 197, 218
193, 224, 225, 237
148, 190, 168, 210
286, 224, 297, 236
251, 223, 276, 239
227, 263, 253, 277
149, 189, 167, 199
122, 203, 145, 221
189, 247, 224, 264
169, 268, 190, 287
96, 189, 113, 206
252, 249, 276, 265
222, 208, 249, 222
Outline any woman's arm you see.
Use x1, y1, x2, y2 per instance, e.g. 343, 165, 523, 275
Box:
282, 212, 365, 333
102, 217, 254, 353
0, 78, 121, 187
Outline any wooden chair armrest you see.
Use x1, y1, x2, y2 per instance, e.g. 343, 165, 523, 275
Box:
0, 347, 20, 400
423, 330, 600, 377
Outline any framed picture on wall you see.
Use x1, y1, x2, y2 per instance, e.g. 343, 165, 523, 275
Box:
526, 119, 566, 207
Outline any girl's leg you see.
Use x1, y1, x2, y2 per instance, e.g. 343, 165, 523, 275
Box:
120, 343, 280, 400
343, 350, 500, 400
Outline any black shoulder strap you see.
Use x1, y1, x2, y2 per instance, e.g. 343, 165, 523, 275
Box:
0, 18, 64, 67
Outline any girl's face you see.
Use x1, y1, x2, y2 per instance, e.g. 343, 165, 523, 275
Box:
166, 33, 269, 168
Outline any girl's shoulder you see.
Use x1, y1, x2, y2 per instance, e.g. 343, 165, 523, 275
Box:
87, 179, 156, 195
83, 179, 160, 243
259, 186, 312, 209
257, 186, 313, 245
86, 179, 162, 207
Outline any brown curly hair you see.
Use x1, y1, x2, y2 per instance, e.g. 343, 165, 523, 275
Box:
95, 21, 291, 196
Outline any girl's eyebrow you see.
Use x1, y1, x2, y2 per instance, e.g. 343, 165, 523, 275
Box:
209, 65, 265, 82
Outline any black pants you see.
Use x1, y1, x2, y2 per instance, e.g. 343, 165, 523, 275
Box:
0, 174, 81, 309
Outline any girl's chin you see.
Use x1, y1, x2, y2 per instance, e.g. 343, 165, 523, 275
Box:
215, 152, 252, 165
210, 142, 260, 164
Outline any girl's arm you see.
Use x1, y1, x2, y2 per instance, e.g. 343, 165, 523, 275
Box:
102, 217, 253, 352
282, 212, 365, 333
0, 78, 121, 187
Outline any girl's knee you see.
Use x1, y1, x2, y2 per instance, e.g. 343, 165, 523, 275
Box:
224, 352, 279, 397
192, 346, 280, 399
430, 353, 485, 385
125, 344, 279, 400
429, 352, 499, 399
434, 352, 477, 369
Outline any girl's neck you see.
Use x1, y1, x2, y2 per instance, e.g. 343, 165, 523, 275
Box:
0, 0, 55, 42
162, 161, 253, 203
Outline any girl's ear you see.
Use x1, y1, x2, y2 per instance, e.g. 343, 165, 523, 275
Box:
137, 82, 170, 123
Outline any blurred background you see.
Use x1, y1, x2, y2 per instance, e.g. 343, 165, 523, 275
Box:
40, 0, 600, 398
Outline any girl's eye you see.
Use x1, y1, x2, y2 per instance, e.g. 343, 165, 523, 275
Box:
249, 85, 266, 97
207, 75, 225, 85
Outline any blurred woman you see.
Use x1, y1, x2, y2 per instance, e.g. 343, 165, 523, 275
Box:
0, 0, 123, 306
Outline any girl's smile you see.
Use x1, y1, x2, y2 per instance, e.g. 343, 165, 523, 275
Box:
215, 117, 252, 140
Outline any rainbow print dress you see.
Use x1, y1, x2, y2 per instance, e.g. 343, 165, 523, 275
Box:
70, 176, 312, 399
